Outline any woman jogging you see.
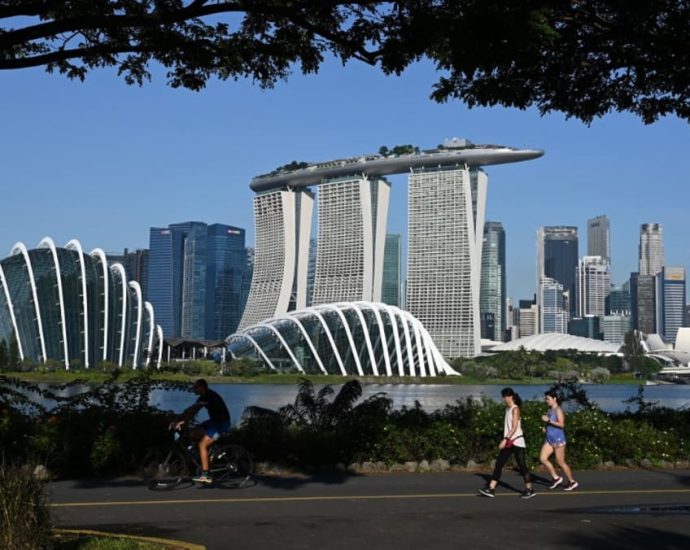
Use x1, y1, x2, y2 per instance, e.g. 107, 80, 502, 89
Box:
479, 387, 535, 499
539, 390, 578, 491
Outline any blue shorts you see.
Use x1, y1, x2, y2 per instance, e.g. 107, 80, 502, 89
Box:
201, 419, 230, 440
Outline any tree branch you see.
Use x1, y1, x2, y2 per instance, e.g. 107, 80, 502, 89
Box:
0, 43, 149, 69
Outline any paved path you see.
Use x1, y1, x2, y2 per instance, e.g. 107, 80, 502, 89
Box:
50, 469, 690, 549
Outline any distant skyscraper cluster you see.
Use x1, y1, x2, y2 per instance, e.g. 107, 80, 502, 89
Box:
510, 214, 687, 347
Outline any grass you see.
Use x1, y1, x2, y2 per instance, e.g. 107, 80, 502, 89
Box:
54, 534, 165, 549
4, 369, 641, 386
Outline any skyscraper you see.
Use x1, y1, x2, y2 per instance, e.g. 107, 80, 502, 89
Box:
407, 166, 486, 357
575, 256, 611, 318
639, 223, 665, 276
540, 277, 568, 333
656, 266, 686, 342
587, 215, 611, 265
480, 221, 506, 341
606, 282, 631, 315
312, 177, 390, 305
537, 226, 578, 326
630, 272, 656, 334
149, 222, 247, 339
238, 189, 314, 329
382, 234, 402, 307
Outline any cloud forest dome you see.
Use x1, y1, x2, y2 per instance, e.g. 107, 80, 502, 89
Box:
0, 238, 163, 369
251, 138, 544, 192
228, 302, 458, 377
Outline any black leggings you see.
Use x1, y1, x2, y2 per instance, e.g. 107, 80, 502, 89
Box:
491, 446, 532, 484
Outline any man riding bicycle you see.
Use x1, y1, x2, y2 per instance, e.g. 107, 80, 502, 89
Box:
170, 379, 231, 484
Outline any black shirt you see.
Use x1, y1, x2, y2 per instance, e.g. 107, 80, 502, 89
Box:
196, 389, 230, 424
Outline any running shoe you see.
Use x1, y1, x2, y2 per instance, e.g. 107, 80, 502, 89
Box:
563, 480, 579, 491
520, 489, 537, 499
549, 476, 563, 490
192, 473, 213, 484
478, 487, 495, 498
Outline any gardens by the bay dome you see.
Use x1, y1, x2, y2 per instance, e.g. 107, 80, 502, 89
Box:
0, 238, 162, 369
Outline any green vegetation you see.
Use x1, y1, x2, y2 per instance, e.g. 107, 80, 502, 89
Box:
0, 461, 52, 550
54, 533, 168, 549
378, 145, 420, 157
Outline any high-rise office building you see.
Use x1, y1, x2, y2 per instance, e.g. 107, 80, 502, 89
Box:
305, 239, 316, 307
540, 277, 568, 333
382, 234, 402, 307
480, 221, 506, 341
107, 248, 149, 302
601, 315, 631, 344
407, 167, 486, 357
656, 266, 686, 342
606, 282, 631, 315
639, 223, 665, 276
537, 226, 578, 324
312, 177, 390, 305
587, 215, 611, 265
630, 272, 656, 334
517, 303, 539, 338
569, 316, 601, 339
149, 222, 247, 339
575, 256, 611, 318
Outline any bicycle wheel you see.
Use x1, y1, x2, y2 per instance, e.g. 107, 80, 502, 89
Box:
141, 446, 189, 489
211, 444, 253, 488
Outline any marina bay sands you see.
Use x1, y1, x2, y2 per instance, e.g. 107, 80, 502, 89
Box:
232, 139, 543, 374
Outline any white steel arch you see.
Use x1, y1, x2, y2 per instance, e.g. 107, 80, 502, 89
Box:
230, 333, 277, 370
110, 263, 128, 367
144, 301, 155, 367
338, 302, 378, 376
129, 281, 143, 369
255, 323, 305, 373
399, 308, 415, 376
403, 310, 426, 376
0, 264, 24, 361
90, 248, 110, 361
269, 313, 328, 374
381, 304, 404, 376
37, 238, 70, 369
65, 240, 90, 368
314, 304, 363, 376
300, 308, 347, 375
362, 302, 392, 376
156, 324, 164, 369
11, 242, 47, 363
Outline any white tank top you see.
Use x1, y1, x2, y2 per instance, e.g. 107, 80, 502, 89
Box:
504, 404, 525, 448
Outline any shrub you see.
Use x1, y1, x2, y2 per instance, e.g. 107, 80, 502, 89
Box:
0, 461, 52, 550
589, 367, 611, 384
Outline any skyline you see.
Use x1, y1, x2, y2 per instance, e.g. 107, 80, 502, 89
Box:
2, 57, 690, 302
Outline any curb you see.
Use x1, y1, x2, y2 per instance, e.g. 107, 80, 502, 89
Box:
53, 528, 205, 549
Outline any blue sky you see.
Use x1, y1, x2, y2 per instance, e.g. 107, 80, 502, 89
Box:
1, 58, 689, 301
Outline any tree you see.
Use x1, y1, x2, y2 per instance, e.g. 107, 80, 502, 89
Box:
8, 334, 20, 370
0, 339, 7, 369
2, 1, 690, 123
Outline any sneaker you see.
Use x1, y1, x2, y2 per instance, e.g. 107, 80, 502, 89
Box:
478, 487, 495, 498
520, 489, 536, 500
563, 480, 579, 491
549, 476, 564, 490
192, 473, 213, 484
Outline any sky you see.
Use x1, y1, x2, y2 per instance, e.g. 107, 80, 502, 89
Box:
1, 57, 689, 302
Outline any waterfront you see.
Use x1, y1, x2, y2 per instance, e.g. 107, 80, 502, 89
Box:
148, 382, 690, 423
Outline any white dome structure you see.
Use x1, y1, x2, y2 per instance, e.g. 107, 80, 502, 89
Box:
489, 333, 622, 354
227, 302, 457, 376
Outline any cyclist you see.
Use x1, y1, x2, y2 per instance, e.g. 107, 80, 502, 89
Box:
170, 379, 231, 484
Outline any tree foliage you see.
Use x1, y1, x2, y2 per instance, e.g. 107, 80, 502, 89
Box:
2, 1, 690, 123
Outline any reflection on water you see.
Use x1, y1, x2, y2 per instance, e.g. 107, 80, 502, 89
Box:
149, 383, 690, 425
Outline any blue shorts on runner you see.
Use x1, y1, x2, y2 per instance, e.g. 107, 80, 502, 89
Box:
201, 419, 231, 440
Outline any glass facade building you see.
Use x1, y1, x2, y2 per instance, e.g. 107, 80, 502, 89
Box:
0, 239, 162, 369
107, 248, 149, 302
656, 266, 686, 342
537, 226, 578, 319
587, 215, 611, 265
639, 223, 665, 277
480, 221, 506, 341
149, 222, 247, 340
382, 234, 402, 307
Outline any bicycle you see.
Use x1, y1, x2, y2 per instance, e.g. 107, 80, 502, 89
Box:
140, 425, 253, 490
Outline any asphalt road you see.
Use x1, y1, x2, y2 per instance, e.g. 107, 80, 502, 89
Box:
50, 469, 690, 549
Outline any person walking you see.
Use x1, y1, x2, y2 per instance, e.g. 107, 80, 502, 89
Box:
539, 390, 578, 491
479, 387, 536, 499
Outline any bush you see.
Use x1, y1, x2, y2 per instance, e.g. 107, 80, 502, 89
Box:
0, 461, 52, 550
589, 367, 611, 384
